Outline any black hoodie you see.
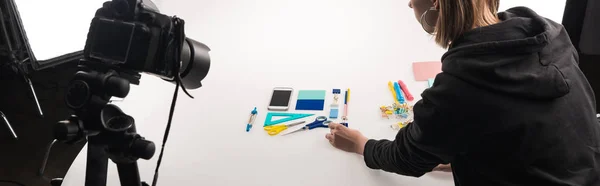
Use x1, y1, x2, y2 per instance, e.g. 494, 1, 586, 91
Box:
363, 7, 600, 186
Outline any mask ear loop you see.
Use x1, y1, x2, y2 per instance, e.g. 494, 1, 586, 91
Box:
420, 7, 438, 34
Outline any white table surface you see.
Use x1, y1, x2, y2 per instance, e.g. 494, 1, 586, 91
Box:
53, 0, 461, 185
61, 49, 454, 186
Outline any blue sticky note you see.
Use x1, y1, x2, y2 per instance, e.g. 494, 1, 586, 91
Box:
428, 78, 435, 87
329, 108, 339, 118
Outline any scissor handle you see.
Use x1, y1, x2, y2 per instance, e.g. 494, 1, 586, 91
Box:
315, 116, 327, 121
264, 125, 286, 136
302, 116, 328, 130
307, 120, 331, 130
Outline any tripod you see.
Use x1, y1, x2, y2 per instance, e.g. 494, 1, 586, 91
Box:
53, 63, 155, 186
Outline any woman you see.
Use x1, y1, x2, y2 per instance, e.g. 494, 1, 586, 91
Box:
326, 0, 600, 185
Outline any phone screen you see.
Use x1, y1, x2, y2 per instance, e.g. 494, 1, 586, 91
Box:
270, 90, 292, 106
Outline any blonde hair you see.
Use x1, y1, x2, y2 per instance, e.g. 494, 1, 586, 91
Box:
434, 0, 501, 48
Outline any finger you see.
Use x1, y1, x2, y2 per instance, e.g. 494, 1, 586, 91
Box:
328, 123, 337, 129
325, 134, 335, 145
328, 123, 341, 129
325, 133, 333, 141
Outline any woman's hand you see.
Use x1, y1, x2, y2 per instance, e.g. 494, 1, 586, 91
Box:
432, 164, 452, 172
325, 123, 369, 155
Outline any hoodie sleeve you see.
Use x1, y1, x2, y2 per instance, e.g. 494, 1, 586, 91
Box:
363, 73, 469, 177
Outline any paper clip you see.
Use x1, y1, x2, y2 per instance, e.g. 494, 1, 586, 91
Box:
391, 121, 412, 130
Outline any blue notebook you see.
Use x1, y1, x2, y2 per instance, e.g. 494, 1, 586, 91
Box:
295, 99, 325, 110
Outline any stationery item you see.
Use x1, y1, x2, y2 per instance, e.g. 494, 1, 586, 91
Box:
391, 121, 412, 130
397, 80, 414, 101
329, 89, 341, 118
341, 89, 350, 127
283, 116, 347, 136
264, 112, 314, 126
385, 106, 394, 116
246, 107, 258, 132
297, 90, 326, 100
263, 121, 306, 136
394, 104, 409, 119
413, 61, 442, 81
393, 82, 405, 104
380, 106, 390, 119
283, 116, 330, 136
331, 89, 341, 106
388, 82, 400, 105
295, 100, 325, 110
380, 102, 412, 121
329, 109, 339, 118
428, 78, 435, 87
295, 90, 326, 110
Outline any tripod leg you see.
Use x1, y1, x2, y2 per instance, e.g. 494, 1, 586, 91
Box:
116, 162, 143, 186
85, 142, 108, 186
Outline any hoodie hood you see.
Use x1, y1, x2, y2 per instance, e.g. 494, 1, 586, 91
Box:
441, 6, 577, 99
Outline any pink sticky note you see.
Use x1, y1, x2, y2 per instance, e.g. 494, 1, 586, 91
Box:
412, 61, 442, 81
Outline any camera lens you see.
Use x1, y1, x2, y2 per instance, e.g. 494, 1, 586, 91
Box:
179, 38, 211, 89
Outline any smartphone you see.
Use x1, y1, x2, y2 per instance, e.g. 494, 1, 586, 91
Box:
268, 87, 293, 111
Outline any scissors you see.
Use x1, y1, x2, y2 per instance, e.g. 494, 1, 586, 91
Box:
283, 116, 333, 136
263, 121, 306, 136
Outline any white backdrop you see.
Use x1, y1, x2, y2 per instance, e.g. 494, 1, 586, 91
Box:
15, 0, 566, 185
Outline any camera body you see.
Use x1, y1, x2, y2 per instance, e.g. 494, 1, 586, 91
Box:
82, 0, 210, 89
84, 1, 178, 80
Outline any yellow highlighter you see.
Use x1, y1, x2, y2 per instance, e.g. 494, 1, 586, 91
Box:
388, 81, 400, 105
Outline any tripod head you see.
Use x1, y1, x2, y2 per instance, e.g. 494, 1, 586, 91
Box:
54, 64, 155, 186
